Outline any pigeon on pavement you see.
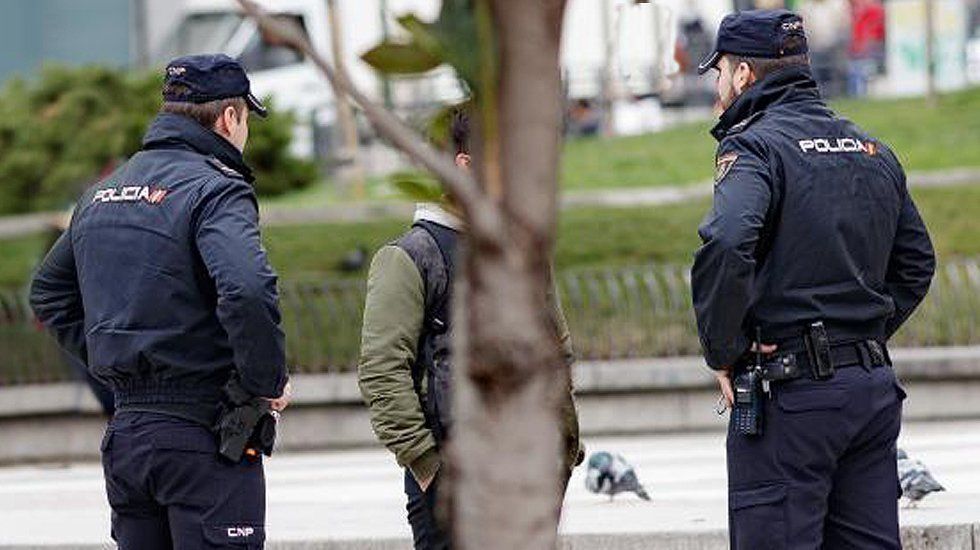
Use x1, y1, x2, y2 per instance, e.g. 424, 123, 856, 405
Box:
897, 448, 945, 507
585, 451, 651, 501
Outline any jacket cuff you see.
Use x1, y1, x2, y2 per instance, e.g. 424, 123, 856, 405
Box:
701, 334, 750, 370
408, 447, 441, 484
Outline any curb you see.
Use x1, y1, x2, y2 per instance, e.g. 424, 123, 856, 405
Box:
3, 523, 977, 550
1, 347, 979, 464
5, 346, 979, 419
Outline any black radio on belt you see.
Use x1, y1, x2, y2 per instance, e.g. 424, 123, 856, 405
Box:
732, 368, 763, 435
804, 321, 834, 380
732, 326, 765, 436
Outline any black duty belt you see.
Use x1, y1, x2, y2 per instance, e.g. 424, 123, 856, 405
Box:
755, 339, 890, 382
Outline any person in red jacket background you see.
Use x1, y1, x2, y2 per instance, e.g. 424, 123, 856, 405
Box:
848, 0, 886, 96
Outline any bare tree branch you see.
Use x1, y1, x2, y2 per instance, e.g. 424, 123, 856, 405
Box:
235, 0, 503, 240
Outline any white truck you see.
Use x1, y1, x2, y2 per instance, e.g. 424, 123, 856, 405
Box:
155, 0, 465, 156
155, 0, 727, 152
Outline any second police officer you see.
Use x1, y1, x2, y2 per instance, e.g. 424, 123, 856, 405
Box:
692, 10, 935, 550
31, 55, 290, 549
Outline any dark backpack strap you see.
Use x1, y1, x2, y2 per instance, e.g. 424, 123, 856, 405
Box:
413, 220, 457, 330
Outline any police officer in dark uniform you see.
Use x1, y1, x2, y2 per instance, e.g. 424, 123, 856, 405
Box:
692, 11, 935, 549
30, 54, 290, 549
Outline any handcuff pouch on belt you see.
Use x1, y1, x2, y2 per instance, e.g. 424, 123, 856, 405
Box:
214, 376, 278, 463
804, 321, 834, 380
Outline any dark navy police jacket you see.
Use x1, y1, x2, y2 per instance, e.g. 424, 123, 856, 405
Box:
692, 67, 935, 369
30, 113, 287, 424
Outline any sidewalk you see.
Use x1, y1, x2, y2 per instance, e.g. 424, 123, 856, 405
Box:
1, 419, 978, 549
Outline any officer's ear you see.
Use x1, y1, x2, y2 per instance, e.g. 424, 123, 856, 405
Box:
214, 103, 248, 151
732, 60, 756, 95
218, 105, 243, 132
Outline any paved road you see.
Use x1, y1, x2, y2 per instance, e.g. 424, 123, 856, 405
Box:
1, 419, 978, 546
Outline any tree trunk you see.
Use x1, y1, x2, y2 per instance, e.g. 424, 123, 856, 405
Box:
233, 1, 574, 547
450, 1, 570, 549
325, 0, 365, 196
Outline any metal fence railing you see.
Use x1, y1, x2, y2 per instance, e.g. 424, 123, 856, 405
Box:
0, 290, 70, 385
3, 259, 979, 385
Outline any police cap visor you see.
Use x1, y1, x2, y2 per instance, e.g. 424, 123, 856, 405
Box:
698, 10, 809, 75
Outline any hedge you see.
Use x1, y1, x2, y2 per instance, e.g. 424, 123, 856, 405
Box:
0, 64, 319, 215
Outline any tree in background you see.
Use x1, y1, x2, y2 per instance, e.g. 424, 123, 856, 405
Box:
0, 65, 318, 215
237, 0, 572, 547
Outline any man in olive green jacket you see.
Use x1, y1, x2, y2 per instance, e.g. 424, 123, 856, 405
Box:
357, 110, 582, 550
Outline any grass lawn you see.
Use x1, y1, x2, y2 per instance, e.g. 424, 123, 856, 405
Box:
2, 184, 977, 289
259, 183, 980, 278
561, 122, 716, 190
268, 86, 980, 206
561, 86, 980, 191
832, 88, 980, 173
0, 233, 51, 291
262, 175, 398, 207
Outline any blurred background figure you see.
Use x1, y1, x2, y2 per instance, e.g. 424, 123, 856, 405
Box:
567, 98, 603, 137
798, 0, 850, 97
847, 0, 886, 96
674, 10, 717, 106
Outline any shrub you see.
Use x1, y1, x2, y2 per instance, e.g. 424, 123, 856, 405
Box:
0, 64, 318, 214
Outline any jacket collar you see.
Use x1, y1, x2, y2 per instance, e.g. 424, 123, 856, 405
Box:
711, 65, 822, 141
414, 203, 464, 232
141, 112, 254, 182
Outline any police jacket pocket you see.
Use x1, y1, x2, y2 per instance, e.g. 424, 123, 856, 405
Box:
730, 484, 787, 550
777, 387, 848, 413
731, 483, 786, 510
205, 523, 265, 547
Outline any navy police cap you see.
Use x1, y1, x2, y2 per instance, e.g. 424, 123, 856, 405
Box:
163, 54, 268, 118
698, 9, 808, 75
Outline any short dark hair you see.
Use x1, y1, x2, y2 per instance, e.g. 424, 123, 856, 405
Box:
728, 36, 809, 81
161, 83, 246, 129
450, 108, 469, 156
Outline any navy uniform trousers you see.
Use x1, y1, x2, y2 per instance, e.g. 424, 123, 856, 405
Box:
101, 411, 266, 549
727, 362, 906, 549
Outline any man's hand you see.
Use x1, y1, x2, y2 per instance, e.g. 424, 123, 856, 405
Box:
266, 380, 292, 412
715, 367, 735, 407
418, 467, 439, 493
716, 342, 778, 408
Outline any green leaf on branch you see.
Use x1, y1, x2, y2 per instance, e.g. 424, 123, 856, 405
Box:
361, 41, 442, 75
430, 0, 483, 91
396, 14, 444, 59
389, 170, 445, 203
